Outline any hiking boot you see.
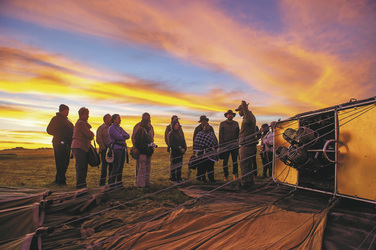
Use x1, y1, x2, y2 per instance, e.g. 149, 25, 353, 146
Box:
233, 173, 239, 180
224, 176, 229, 182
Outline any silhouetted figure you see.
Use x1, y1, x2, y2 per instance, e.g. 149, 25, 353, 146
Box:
108, 114, 130, 187
219, 110, 239, 181
97, 113, 112, 186
134, 117, 155, 187
193, 123, 218, 183
236, 100, 257, 188
168, 119, 187, 182
71, 107, 94, 189
46, 104, 74, 186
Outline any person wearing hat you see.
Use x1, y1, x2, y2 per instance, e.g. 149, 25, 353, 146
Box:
235, 100, 257, 188
193, 115, 215, 142
132, 113, 154, 145
132, 113, 155, 186
193, 122, 218, 183
134, 116, 155, 187
164, 115, 183, 152
47, 104, 74, 186
219, 110, 240, 181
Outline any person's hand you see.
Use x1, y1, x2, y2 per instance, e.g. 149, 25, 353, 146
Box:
181, 148, 186, 153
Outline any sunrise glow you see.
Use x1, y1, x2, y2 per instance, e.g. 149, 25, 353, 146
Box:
0, 0, 375, 150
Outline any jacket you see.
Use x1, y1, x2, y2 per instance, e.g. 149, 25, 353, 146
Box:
239, 109, 257, 146
219, 120, 239, 146
261, 130, 274, 152
71, 119, 94, 152
165, 124, 184, 150
96, 123, 110, 152
132, 122, 154, 145
108, 124, 130, 150
134, 127, 154, 156
168, 129, 187, 157
46, 112, 74, 145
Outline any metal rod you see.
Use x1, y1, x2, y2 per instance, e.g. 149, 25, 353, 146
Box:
334, 109, 339, 198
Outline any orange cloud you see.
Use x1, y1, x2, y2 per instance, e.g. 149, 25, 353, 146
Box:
0, 42, 245, 149
0, 42, 245, 114
2, 0, 374, 114
1, 0, 375, 150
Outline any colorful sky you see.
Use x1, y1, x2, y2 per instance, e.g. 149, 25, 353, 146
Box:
0, 0, 375, 150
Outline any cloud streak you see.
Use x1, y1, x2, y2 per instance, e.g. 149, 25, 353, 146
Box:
0, 0, 375, 149
0, 42, 243, 113
2, 0, 375, 111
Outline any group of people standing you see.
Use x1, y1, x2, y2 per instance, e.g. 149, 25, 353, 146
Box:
162, 100, 275, 189
47, 105, 155, 189
47, 100, 275, 190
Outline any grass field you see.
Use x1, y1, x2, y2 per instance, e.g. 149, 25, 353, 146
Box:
0, 147, 264, 205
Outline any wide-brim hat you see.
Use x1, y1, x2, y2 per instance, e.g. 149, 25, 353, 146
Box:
235, 104, 243, 112
224, 110, 236, 117
198, 115, 209, 123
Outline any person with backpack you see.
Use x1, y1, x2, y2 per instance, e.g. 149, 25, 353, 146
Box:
134, 117, 156, 187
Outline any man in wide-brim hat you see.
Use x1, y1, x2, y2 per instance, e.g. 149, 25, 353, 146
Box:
235, 100, 257, 188
224, 110, 236, 117
219, 109, 240, 181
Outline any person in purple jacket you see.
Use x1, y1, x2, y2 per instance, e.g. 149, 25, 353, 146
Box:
108, 114, 130, 187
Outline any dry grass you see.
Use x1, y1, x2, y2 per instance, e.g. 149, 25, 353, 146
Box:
0, 147, 263, 204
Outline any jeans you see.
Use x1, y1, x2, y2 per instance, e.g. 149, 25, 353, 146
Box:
136, 154, 152, 187
222, 149, 238, 177
239, 145, 257, 186
53, 141, 71, 185
109, 148, 125, 185
72, 148, 88, 189
170, 155, 183, 181
196, 152, 215, 182
99, 149, 113, 186
261, 151, 273, 177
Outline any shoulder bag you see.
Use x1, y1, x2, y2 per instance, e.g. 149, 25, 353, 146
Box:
88, 141, 101, 167
130, 146, 140, 159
